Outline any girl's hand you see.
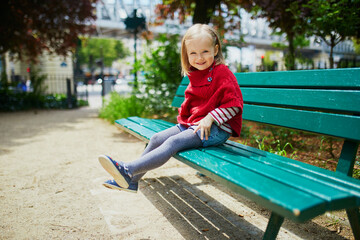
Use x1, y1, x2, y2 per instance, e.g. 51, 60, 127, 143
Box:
193, 114, 214, 140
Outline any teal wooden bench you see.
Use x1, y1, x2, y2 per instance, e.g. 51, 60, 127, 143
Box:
115, 68, 360, 240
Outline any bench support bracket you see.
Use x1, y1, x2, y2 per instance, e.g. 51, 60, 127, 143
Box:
336, 140, 359, 176
263, 212, 284, 240
347, 208, 360, 240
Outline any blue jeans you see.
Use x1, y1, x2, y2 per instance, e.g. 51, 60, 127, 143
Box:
177, 124, 231, 147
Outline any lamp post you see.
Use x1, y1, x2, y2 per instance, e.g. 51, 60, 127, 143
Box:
124, 9, 146, 90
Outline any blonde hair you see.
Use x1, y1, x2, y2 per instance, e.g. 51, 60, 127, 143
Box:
181, 24, 225, 76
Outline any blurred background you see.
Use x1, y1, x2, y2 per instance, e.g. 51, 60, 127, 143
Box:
1, 0, 359, 111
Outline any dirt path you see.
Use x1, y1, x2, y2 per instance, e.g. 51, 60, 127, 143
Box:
0, 107, 355, 239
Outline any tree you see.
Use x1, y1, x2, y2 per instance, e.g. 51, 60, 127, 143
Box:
246, 0, 310, 70
77, 37, 130, 68
0, 0, 97, 63
155, 0, 251, 34
156, 0, 311, 70
304, 0, 360, 68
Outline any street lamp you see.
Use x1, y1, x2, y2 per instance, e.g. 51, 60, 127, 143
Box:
124, 9, 146, 90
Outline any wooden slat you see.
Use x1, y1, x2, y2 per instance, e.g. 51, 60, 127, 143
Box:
242, 104, 360, 141
115, 118, 172, 141
115, 119, 154, 141
174, 149, 327, 222
128, 117, 175, 131
203, 147, 356, 202
127, 117, 171, 133
241, 88, 360, 113
176, 68, 360, 88
222, 141, 360, 196
235, 68, 360, 88
175, 85, 187, 96
171, 96, 185, 108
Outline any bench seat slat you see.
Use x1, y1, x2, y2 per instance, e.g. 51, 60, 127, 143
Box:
175, 149, 327, 222
115, 118, 175, 142
243, 104, 360, 141
200, 147, 359, 208
115, 119, 159, 142
127, 116, 176, 131
222, 141, 360, 195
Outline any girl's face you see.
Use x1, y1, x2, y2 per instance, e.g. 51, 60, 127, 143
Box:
185, 35, 218, 71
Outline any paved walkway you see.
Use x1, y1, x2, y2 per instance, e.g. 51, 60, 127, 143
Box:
0, 103, 353, 239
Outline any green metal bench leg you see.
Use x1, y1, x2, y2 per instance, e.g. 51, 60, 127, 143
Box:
263, 212, 284, 240
347, 208, 360, 240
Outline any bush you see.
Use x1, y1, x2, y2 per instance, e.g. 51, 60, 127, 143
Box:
99, 92, 146, 123
135, 33, 182, 115
0, 89, 84, 111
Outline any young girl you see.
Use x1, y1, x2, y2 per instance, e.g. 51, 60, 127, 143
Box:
99, 24, 243, 193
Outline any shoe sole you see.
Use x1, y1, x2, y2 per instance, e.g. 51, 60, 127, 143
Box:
98, 155, 129, 188
103, 182, 137, 193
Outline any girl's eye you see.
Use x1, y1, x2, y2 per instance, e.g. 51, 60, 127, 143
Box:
203, 50, 209, 53
190, 52, 196, 55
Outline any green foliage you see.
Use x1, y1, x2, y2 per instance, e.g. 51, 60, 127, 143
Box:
354, 39, 360, 54
99, 92, 146, 123
156, 0, 248, 34
78, 37, 130, 68
135, 33, 182, 115
354, 160, 360, 179
256, 136, 296, 158
319, 136, 337, 159
0, 89, 82, 111
302, 0, 360, 68
267, 125, 300, 150
0, 0, 97, 62
305, 0, 360, 40
250, 0, 310, 70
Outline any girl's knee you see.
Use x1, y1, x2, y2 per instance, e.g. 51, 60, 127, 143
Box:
165, 135, 186, 148
149, 132, 163, 145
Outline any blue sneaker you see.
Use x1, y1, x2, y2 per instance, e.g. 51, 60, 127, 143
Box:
103, 179, 138, 193
98, 155, 132, 188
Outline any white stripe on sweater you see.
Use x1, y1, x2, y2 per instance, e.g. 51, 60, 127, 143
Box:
211, 107, 240, 125
210, 107, 240, 134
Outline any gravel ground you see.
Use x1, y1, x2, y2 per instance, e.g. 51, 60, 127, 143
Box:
0, 106, 355, 239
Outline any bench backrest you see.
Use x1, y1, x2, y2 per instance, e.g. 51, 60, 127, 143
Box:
172, 68, 360, 142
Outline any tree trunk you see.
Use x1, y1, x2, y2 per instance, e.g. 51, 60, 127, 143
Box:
329, 35, 335, 69
286, 34, 296, 70
193, 0, 219, 24
1, 53, 8, 89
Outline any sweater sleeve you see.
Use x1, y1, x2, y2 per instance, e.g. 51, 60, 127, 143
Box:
209, 107, 240, 126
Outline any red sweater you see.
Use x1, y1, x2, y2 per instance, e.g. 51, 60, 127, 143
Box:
177, 63, 243, 137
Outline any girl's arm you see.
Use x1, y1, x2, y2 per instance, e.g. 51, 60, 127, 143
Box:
209, 107, 240, 126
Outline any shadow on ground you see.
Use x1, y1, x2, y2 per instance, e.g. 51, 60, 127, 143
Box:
141, 175, 348, 240
0, 108, 100, 155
